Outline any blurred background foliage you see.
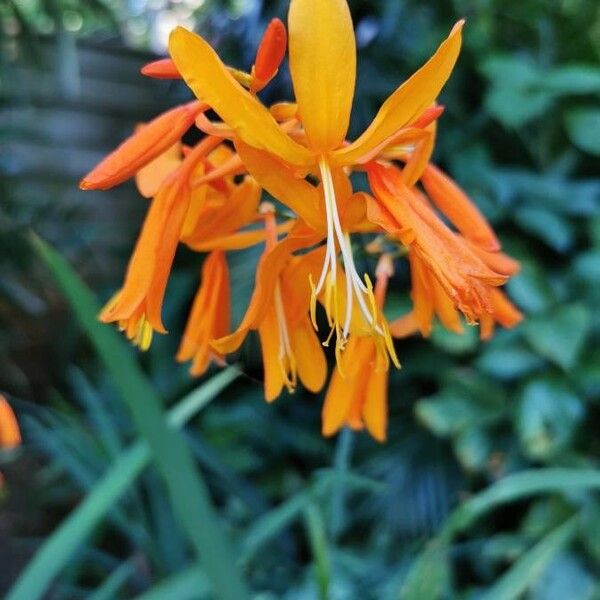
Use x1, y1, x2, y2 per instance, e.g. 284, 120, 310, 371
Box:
1, 0, 600, 597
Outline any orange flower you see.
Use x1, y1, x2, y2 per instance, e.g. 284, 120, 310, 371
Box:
367, 162, 521, 338
212, 212, 326, 401
99, 136, 222, 347
322, 255, 395, 442
177, 250, 230, 376
0, 395, 21, 449
168, 6, 464, 354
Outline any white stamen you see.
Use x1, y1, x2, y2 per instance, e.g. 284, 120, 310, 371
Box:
317, 157, 382, 339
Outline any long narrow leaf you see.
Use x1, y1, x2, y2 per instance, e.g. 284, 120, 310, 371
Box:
30, 235, 249, 600
401, 469, 600, 599
133, 565, 210, 600
481, 516, 579, 600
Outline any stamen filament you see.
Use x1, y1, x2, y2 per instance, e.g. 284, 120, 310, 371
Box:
316, 156, 383, 342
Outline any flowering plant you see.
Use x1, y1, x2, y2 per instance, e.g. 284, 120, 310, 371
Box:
81, 0, 521, 442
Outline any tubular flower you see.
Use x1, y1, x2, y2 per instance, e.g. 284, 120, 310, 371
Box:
99, 136, 223, 348
79, 0, 524, 441
322, 255, 396, 442
212, 209, 327, 401
177, 250, 230, 376
367, 161, 522, 336
0, 395, 21, 449
167, 1, 465, 356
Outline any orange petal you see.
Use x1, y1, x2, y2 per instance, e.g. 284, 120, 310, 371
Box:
169, 27, 312, 167
183, 176, 261, 245
235, 140, 323, 232
421, 163, 500, 252
0, 395, 21, 448
430, 272, 464, 334
389, 312, 419, 338
290, 319, 327, 393
489, 288, 523, 329
409, 252, 435, 337
177, 250, 230, 376
468, 242, 521, 277
288, 0, 356, 151
189, 221, 294, 252
334, 21, 463, 166
258, 309, 285, 402
80, 101, 205, 190
322, 339, 370, 437
135, 139, 183, 198
362, 368, 388, 442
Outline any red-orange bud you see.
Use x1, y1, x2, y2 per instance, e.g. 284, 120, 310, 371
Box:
251, 18, 287, 91
141, 58, 181, 79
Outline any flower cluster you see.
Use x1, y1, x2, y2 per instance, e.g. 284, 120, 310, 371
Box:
80, 0, 522, 442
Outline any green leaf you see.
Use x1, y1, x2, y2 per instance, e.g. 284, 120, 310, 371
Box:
402, 469, 600, 600
14, 234, 248, 600
477, 345, 545, 381
566, 108, 600, 156
523, 304, 591, 370
399, 543, 451, 600
505, 262, 554, 314
88, 560, 138, 600
516, 380, 584, 460
545, 65, 600, 95
7, 367, 239, 600
416, 387, 504, 438
453, 427, 491, 473
443, 470, 600, 539
480, 517, 579, 600
515, 207, 574, 253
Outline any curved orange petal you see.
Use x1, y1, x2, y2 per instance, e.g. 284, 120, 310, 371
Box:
291, 319, 327, 393
334, 21, 463, 166
259, 309, 285, 402
169, 27, 312, 167
389, 311, 419, 338
288, 0, 356, 152
362, 368, 388, 442
322, 338, 371, 436
80, 101, 204, 190
135, 139, 183, 198
235, 140, 323, 232
421, 163, 500, 251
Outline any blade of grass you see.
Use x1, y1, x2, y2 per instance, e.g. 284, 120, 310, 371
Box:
133, 565, 210, 600
8, 344, 239, 599
30, 235, 249, 600
303, 501, 331, 600
480, 516, 579, 600
441, 469, 600, 540
88, 559, 139, 600
401, 469, 600, 599
330, 427, 354, 539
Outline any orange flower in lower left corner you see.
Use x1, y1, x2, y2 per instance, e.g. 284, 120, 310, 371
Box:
0, 395, 21, 449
